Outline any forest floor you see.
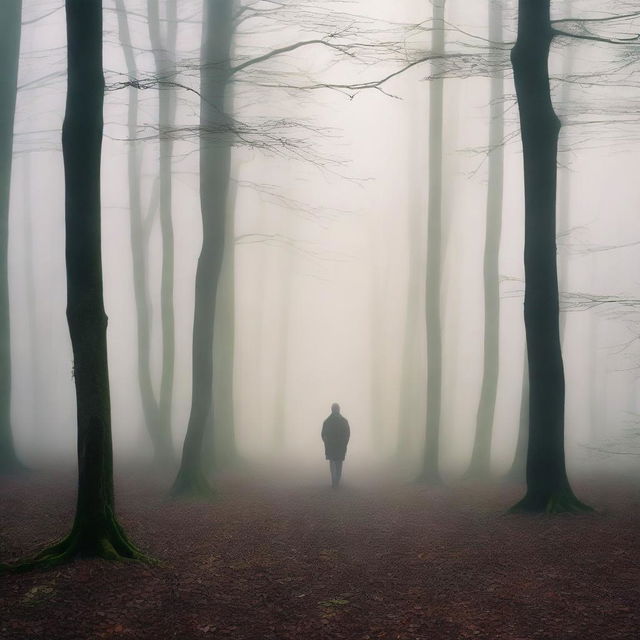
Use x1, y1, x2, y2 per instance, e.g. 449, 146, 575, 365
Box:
0, 468, 639, 640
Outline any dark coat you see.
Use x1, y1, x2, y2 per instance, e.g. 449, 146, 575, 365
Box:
321, 414, 350, 461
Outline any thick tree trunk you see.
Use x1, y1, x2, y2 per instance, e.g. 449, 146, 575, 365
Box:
418, 0, 445, 483
468, 0, 505, 478
3, 0, 147, 569
510, 0, 589, 512
0, 0, 23, 474
147, 0, 178, 465
115, 0, 166, 464
172, 0, 233, 496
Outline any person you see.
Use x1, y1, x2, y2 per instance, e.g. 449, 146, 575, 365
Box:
321, 403, 350, 488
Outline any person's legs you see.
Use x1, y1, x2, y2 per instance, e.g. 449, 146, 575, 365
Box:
335, 460, 343, 486
329, 460, 337, 488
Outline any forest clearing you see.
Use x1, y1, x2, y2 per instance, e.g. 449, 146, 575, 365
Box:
1, 470, 638, 640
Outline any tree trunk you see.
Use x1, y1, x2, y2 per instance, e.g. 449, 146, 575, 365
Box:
418, 0, 445, 483
209, 166, 239, 466
0, 0, 23, 474
172, 0, 233, 497
467, 0, 505, 478
115, 0, 166, 464
510, 0, 589, 512
147, 0, 178, 465
3, 0, 147, 569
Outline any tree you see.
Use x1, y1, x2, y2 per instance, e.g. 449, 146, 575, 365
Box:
3, 0, 147, 568
467, 0, 506, 479
147, 0, 178, 465
0, 0, 23, 474
509, 0, 590, 512
172, 0, 234, 497
418, 0, 446, 483
114, 0, 167, 465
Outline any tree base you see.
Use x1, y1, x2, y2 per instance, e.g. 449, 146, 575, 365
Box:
1, 517, 153, 574
509, 487, 593, 514
170, 467, 215, 500
0, 456, 28, 476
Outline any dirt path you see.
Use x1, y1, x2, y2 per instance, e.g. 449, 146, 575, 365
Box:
1, 471, 638, 639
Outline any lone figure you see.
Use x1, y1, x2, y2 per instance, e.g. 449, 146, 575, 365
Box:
321, 403, 350, 488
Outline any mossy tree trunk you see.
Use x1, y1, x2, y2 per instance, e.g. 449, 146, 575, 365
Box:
510, 0, 590, 513
468, 0, 505, 479
0, 0, 23, 475
418, 0, 445, 483
2, 0, 148, 570
172, 0, 233, 497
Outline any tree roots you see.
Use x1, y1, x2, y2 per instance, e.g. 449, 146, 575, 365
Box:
509, 487, 594, 514
0, 518, 154, 574
170, 468, 215, 500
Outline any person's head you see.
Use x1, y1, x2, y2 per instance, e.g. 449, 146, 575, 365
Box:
331, 402, 340, 415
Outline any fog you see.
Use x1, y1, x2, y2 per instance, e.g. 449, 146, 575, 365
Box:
6, 0, 640, 483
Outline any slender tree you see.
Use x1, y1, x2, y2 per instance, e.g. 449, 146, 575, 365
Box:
3, 0, 147, 569
467, 0, 506, 478
172, 0, 234, 496
0, 0, 23, 474
418, 0, 446, 483
509, 0, 589, 512
147, 0, 178, 464
115, 0, 168, 464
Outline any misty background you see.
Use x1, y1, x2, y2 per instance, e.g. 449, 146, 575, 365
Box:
7, 0, 640, 480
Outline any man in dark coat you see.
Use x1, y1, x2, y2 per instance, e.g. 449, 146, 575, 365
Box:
321, 403, 350, 488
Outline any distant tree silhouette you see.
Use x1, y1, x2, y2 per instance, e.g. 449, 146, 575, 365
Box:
114, 0, 169, 466
147, 0, 178, 466
417, 0, 446, 483
467, 0, 507, 479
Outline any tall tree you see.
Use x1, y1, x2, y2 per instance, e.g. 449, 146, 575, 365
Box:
147, 0, 178, 464
509, 0, 589, 512
115, 0, 168, 464
467, 0, 506, 478
0, 0, 23, 474
172, 0, 234, 496
418, 0, 446, 483
4, 0, 146, 568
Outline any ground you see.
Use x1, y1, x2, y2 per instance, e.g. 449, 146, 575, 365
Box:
0, 469, 638, 639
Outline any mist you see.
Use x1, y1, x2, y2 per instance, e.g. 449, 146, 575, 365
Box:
2, 1, 640, 638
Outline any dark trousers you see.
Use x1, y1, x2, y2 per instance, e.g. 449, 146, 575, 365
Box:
329, 460, 343, 488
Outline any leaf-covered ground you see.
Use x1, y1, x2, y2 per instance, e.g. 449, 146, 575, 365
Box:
1, 470, 639, 639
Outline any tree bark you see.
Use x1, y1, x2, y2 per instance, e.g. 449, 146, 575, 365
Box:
172, 0, 233, 496
510, 0, 589, 512
418, 0, 445, 483
468, 0, 505, 478
0, 0, 23, 474
3, 0, 147, 569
